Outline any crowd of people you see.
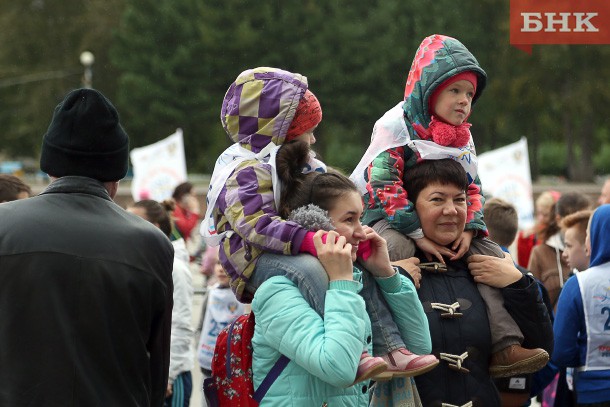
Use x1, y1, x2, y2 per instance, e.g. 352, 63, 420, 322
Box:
0, 33, 609, 407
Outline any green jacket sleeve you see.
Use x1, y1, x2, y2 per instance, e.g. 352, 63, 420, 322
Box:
362, 146, 421, 236
375, 271, 432, 354
464, 174, 488, 235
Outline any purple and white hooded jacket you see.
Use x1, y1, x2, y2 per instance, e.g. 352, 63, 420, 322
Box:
204, 67, 319, 303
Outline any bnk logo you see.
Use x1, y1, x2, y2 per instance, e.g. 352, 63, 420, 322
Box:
510, 0, 610, 53
521, 12, 598, 32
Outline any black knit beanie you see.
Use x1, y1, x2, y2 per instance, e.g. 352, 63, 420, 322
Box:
40, 88, 129, 182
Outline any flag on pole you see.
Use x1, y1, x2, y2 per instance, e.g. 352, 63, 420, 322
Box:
478, 137, 535, 230
130, 129, 187, 202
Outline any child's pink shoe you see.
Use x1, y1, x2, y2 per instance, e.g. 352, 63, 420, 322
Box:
381, 348, 439, 377
353, 352, 388, 384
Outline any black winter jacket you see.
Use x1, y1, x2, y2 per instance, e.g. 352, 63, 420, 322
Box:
414, 256, 553, 407
0, 177, 174, 406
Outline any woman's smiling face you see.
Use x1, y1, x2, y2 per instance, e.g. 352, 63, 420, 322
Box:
327, 190, 366, 261
415, 182, 467, 246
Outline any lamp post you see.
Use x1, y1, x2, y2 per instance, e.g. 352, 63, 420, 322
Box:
79, 51, 95, 89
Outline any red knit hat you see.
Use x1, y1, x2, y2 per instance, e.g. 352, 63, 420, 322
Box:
286, 89, 322, 141
428, 71, 478, 115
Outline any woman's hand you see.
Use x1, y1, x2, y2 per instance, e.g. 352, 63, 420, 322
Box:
450, 230, 474, 260
414, 236, 457, 264
360, 226, 395, 278
467, 252, 523, 288
391, 257, 421, 288
314, 230, 354, 282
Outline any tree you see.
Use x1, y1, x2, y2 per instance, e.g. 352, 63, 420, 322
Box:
0, 0, 125, 160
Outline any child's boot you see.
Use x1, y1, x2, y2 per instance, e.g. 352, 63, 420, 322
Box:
380, 348, 439, 378
353, 351, 388, 384
489, 344, 549, 378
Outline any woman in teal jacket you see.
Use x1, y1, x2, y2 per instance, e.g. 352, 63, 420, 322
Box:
250, 141, 432, 406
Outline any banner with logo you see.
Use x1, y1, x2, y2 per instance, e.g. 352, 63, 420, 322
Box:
510, 0, 610, 53
130, 129, 187, 202
478, 137, 535, 230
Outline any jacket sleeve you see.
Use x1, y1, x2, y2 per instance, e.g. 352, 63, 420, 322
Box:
221, 162, 309, 254
551, 276, 582, 367
376, 271, 432, 354
502, 273, 554, 354
252, 276, 366, 388
464, 175, 488, 236
363, 146, 421, 236
168, 260, 194, 383
148, 241, 174, 406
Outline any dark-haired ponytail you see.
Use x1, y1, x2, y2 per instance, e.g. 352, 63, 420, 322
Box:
276, 141, 358, 217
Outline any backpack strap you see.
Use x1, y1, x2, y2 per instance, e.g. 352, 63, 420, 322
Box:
253, 354, 290, 402
225, 317, 239, 378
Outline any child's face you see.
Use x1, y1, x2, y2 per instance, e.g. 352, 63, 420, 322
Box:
562, 226, 589, 271
432, 80, 475, 126
291, 125, 317, 145
214, 261, 229, 285
327, 190, 366, 262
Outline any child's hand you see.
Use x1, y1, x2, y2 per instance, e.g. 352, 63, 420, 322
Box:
391, 258, 421, 288
414, 236, 456, 264
314, 230, 353, 282
450, 230, 474, 260
360, 226, 395, 278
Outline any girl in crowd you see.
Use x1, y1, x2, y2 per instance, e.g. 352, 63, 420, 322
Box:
247, 140, 433, 405
172, 181, 200, 242
517, 190, 561, 268
127, 200, 194, 407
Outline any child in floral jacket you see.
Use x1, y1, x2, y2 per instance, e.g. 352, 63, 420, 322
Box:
351, 35, 549, 378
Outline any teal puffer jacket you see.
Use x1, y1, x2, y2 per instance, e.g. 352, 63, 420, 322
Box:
251, 268, 431, 406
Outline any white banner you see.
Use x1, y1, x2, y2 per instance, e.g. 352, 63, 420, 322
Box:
477, 137, 535, 230
130, 129, 187, 202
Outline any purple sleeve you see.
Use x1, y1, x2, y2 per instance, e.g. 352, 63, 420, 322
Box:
220, 163, 310, 254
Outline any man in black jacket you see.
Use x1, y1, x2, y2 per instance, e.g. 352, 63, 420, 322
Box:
0, 89, 174, 406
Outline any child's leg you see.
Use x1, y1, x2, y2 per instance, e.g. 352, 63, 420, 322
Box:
469, 238, 549, 377
476, 283, 523, 353
467, 236, 506, 258
360, 269, 405, 355
248, 253, 328, 316
372, 220, 417, 261
469, 238, 524, 352
361, 269, 439, 378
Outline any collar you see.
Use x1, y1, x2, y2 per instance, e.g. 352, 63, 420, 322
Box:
40, 176, 113, 202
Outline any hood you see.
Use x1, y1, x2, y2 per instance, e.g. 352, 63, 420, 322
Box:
403, 34, 487, 129
546, 232, 565, 251
220, 67, 308, 153
589, 204, 610, 267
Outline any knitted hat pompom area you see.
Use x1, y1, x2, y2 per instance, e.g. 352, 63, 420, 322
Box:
40, 88, 129, 182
